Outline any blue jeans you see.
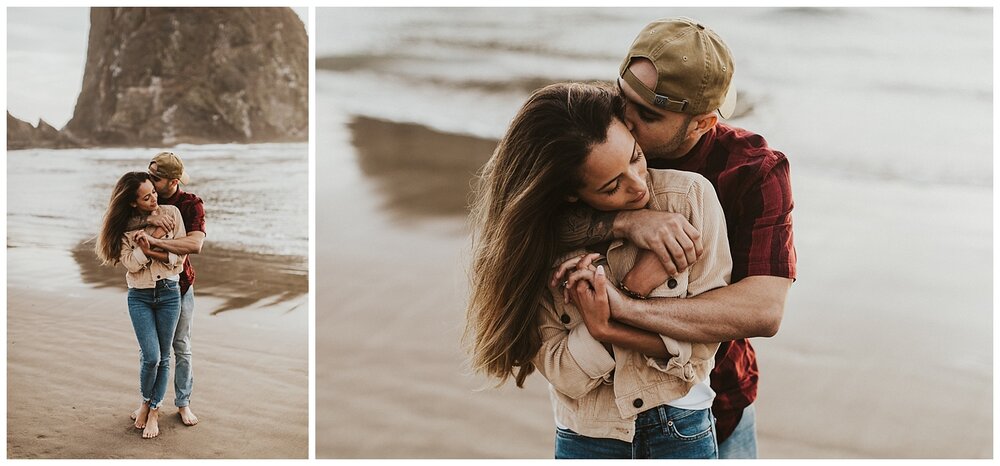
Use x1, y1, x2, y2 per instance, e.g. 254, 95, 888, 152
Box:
127, 279, 181, 410
172, 286, 195, 407
554, 405, 718, 459
718, 403, 758, 459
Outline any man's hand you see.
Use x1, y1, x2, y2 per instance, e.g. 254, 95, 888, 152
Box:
613, 210, 703, 275
147, 210, 176, 232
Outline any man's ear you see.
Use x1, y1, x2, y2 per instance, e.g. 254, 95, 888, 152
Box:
695, 113, 718, 133
687, 112, 718, 139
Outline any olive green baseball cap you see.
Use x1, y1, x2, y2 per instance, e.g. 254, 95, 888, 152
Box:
148, 151, 190, 184
619, 17, 737, 119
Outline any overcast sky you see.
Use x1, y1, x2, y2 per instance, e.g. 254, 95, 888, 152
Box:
6, 7, 309, 128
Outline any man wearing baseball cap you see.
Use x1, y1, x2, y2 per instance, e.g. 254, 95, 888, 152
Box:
557, 18, 796, 458
132, 151, 207, 427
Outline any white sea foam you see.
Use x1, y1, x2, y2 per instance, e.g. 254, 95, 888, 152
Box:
6, 143, 308, 257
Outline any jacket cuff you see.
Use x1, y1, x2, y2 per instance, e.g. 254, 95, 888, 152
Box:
132, 248, 150, 268
646, 355, 700, 382
167, 252, 179, 267
566, 324, 615, 379
659, 334, 684, 359
647, 335, 700, 381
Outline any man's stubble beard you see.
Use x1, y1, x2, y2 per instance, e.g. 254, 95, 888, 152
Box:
642, 115, 693, 161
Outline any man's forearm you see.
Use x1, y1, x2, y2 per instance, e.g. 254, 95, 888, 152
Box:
153, 232, 205, 255
143, 248, 171, 264
613, 276, 791, 343
591, 320, 670, 358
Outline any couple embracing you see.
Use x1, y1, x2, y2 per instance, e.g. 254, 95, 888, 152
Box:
466, 18, 796, 459
94, 152, 206, 439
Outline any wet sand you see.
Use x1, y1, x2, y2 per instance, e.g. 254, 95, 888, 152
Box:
316, 116, 991, 458
7, 245, 309, 458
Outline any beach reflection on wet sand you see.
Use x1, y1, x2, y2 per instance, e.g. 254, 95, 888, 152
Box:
72, 240, 308, 315
349, 115, 496, 221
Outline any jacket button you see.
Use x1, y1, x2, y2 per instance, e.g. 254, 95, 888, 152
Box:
156, 275, 161, 279
560, 314, 570, 324
633, 398, 643, 408
667, 278, 678, 289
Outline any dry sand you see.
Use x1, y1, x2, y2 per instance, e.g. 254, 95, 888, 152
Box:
7, 246, 308, 459
316, 117, 991, 458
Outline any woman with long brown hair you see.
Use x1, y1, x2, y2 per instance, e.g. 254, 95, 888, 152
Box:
95, 171, 187, 439
465, 82, 733, 458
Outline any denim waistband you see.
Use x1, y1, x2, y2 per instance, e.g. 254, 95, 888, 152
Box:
635, 404, 707, 429
130, 279, 179, 291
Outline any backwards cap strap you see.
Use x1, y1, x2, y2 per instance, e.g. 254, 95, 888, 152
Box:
620, 67, 688, 113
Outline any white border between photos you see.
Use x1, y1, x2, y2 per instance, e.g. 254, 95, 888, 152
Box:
308, 5, 318, 462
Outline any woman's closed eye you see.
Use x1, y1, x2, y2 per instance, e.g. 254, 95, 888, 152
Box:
631, 149, 643, 164
606, 181, 622, 196
605, 144, 642, 196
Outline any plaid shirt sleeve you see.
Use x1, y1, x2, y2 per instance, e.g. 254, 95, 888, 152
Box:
731, 154, 796, 281
179, 196, 206, 236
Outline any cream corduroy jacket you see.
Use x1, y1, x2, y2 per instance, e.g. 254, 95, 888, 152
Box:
120, 205, 187, 289
533, 169, 733, 442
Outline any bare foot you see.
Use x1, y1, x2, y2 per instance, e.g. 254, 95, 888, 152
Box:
142, 408, 160, 439
134, 402, 150, 429
130, 406, 141, 421
178, 406, 199, 426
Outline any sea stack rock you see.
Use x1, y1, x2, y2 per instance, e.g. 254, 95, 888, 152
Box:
8, 112, 44, 150
63, 7, 307, 146
7, 113, 77, 149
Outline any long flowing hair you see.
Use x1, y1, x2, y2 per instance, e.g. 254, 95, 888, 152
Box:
95, 171, 152, 266
465, 82, 624, 387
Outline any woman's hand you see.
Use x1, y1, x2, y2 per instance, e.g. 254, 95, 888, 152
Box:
622, 249, 670, 297
133, 231, 154, 254
566, 264, 612, 340
134, 230, 164, 252
133, 230, 148, 247
552, 253, 603, 304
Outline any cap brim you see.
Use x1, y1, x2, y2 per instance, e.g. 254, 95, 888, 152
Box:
718, 83, 737, 119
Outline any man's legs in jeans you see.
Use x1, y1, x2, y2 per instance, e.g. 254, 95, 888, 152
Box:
173, 286, 198, 425
718, 403, 758, 459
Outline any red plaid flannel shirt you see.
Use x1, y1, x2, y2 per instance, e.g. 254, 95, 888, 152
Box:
647, 123, 797, 443
159, 188, 206, 296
